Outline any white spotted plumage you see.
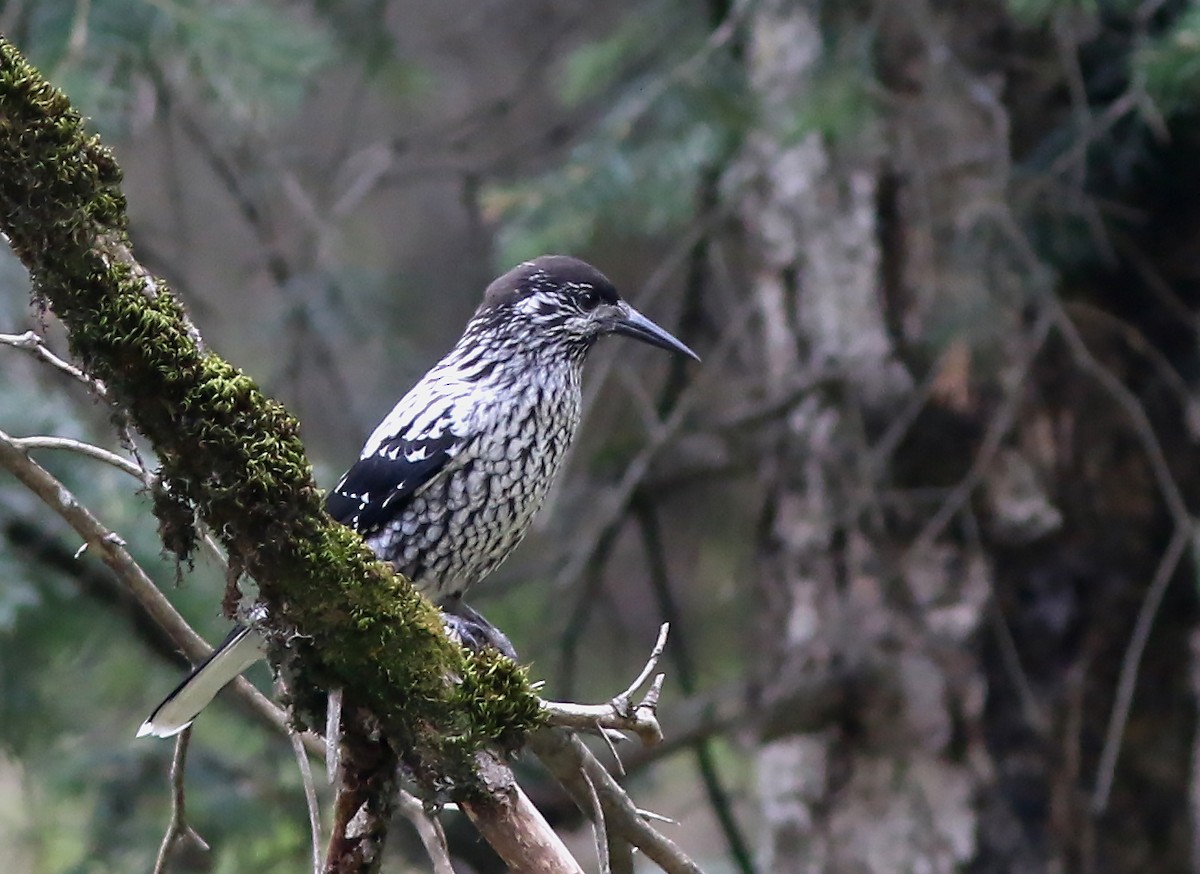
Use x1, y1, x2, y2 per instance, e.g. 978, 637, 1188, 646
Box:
339, 338, 582, 600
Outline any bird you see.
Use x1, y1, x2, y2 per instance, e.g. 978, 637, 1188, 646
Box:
138, 255, 698, 737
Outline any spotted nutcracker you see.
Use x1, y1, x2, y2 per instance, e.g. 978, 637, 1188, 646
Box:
138, 255, 698, 738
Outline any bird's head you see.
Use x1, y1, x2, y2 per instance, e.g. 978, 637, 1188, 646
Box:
474, 255, 700, 362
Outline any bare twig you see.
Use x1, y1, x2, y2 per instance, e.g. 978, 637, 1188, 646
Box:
543, 684, 664, 746
10, 430, 229, 571
1050, 302, 1197, 815
617, 623, 669, 711
713, 370, 840, 433
1051, 298, 1192, 543
529, 728, 703, 874
1, 329, 158, 491
0, 329, 109, 399
867, 349, 959, 475
470, 628, 680, 874
1060, 334, 1193, 805
1064, 301, 1200, 438
0, 428, 203, 655
9, 435, 144, 479
1109, 231, 1200, 334
904, 308, 1054, 561
1092, 526, 1190, 814
596, 719, 627, 776
638, 808, 678, 825
395, 791, 455, 874
0, 428, 301, 743
152, 729, 208, 874
582, 767, 611, 874
591, 666, 859, 779
290, 728, 323, 874
543, 624, 669, 745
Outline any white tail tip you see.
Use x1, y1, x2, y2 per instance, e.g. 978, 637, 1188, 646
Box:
136, 718, 191, 739
136, 626, 264, 740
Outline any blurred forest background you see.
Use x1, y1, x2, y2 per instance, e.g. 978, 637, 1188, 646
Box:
5, 0, 1200, 871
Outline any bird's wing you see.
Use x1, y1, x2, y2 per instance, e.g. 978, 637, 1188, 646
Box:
325, 428, 462, 534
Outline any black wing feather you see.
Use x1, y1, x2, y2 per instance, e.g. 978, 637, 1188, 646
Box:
325, 432, 458, 533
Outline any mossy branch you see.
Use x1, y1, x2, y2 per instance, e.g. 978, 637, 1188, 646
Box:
0, 34, 543, 785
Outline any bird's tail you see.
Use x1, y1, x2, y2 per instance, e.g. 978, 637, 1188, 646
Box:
137, 625, 265, 738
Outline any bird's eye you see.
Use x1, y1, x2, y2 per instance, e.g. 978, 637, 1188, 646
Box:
577, 289, 600, 311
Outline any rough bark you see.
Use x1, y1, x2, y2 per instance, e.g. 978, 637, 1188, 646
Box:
738, 1, 1200, 871
736, 1, 1012, 870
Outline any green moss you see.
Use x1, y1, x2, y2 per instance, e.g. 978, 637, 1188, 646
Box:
457, 648, 548, 751
0, 36, 542, 784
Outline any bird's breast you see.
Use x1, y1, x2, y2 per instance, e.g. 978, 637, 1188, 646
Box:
380, 367, 583, 600
474, 372, 580, 517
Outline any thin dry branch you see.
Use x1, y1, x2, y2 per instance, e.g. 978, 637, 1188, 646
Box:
528, 625, 703, 872
1064, 301, 1200, 439
13, 429, 229, 573
395, 791, 455, 874
468, 624, 696, 873
1, 330, 233, 568
987, 597, 1050, 738
529, 728, 703, 874
290, 728, 323, 874
581, 767, 611, 874
0, 427, 205, 654
152, 729, 208, 874
1, 328, 146, 473
0, 427, 301, 742
904, 308, 1054, 562
543, 623, 669, 745
9, 434, 145, 478
543, 696, 665, 743
1052, 304, 1190, 525
1092, 525, 1189, 814
1051, 303, 1198, 815
0, 329, 109, 398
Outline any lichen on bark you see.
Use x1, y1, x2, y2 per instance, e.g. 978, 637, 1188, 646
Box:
0, 34, 543, 783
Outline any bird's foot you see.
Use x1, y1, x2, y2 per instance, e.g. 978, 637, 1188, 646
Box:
440, 599, 518, 661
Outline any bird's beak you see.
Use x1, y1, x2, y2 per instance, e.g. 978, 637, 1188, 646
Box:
611, 305, 700, 361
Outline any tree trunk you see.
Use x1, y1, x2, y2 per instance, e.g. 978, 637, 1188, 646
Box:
736, 1, 1200, 870
738, 2, 981, 870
